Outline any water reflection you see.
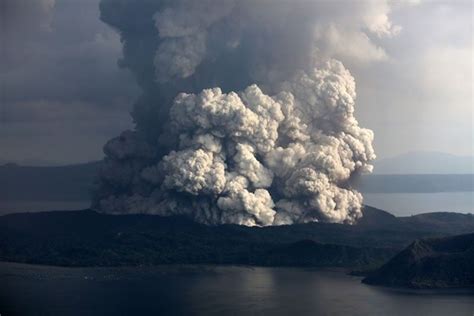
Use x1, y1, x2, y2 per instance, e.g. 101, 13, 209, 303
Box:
1, 263, 473, 316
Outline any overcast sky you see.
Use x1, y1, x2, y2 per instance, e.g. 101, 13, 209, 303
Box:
0, 0, 472, 165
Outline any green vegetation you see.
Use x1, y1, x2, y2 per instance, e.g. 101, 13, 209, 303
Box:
363, 233, 474, 288
1, 206, 473, 271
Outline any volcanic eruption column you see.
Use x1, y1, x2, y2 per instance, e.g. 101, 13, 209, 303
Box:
94, 0, 405, 226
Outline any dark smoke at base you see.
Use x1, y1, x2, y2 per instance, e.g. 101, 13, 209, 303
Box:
93, 0, 406, 226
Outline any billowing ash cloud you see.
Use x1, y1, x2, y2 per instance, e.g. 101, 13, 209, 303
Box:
93, 0, 402, 226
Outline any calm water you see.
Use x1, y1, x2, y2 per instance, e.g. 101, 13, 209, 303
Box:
0, 200, 91, 215
364, 192, 474, 216
1, 192, 473, 217
0, 263, 473, 316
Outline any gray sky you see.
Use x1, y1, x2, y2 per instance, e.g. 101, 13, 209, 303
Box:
353, 0, 473, 159
0, 0, 472, 165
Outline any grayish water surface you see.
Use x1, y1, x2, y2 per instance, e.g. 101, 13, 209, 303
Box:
0, 262, 472, 316
364, 192, 473, 216
0, 200, 90, 215
2, 191, 473, 217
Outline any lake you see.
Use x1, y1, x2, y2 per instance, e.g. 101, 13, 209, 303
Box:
364, 192, 474, 216
1, 192, 473, 217
0, 263, 472, 316
0, 200, 91, 215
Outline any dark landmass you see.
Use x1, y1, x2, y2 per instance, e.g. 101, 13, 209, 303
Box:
1, 206, 473, 269
363, 233, 474, 288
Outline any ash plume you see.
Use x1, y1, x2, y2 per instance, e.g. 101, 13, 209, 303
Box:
93, 0, 403, 226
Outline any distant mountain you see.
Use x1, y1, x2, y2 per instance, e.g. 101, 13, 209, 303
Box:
373, 151, 474, 174
1, 206, 473, 269
363, 233, 474, 288
0, 158, 62, 167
